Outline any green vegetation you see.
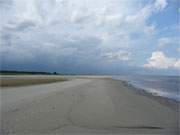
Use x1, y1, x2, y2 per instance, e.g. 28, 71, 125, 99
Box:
0, 78, 68, 87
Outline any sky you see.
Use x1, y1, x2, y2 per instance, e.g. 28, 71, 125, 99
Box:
0, 0, 179, 75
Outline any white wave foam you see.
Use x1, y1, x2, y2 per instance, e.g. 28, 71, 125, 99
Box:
141, 87, 180, 101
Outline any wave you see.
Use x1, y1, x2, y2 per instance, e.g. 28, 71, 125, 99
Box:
112, 76, 180, 102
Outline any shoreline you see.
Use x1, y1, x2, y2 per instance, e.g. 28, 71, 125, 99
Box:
116, 79, 179, 111
1, 76, 179, 134
1, 75, 179, 110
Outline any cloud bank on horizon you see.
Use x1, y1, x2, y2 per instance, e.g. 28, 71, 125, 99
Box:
0, 0, 179, 74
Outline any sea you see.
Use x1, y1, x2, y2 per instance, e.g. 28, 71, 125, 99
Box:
113, 75, 180, 101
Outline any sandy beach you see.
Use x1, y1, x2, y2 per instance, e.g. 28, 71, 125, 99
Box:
0, 76, 179, 135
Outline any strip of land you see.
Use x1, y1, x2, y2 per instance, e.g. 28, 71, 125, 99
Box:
0, 76, 179, 135
0, 76, 67, 87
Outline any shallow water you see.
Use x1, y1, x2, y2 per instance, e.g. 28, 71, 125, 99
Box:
113, 75, 180, 101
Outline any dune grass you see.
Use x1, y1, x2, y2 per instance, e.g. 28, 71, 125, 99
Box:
0, 78, 68, 87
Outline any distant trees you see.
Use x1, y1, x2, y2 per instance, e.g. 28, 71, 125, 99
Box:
0, 70, 59, 75
0, 70, 58, 75
53, 72, 57, 75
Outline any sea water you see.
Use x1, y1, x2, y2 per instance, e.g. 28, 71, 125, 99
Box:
113, 75, 180, 101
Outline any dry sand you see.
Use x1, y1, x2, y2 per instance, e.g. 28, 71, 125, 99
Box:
0, 76, 179, 135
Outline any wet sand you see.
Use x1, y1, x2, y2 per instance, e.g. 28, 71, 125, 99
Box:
0, 76, 179, 134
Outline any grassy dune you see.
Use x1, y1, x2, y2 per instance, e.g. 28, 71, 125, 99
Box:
0, 78, 67, 87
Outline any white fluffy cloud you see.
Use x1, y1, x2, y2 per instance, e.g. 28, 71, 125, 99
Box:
174, 60, 180, 69
144, 51, 180, 69
155, 0, 168, 11
1, 0, 174, 73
